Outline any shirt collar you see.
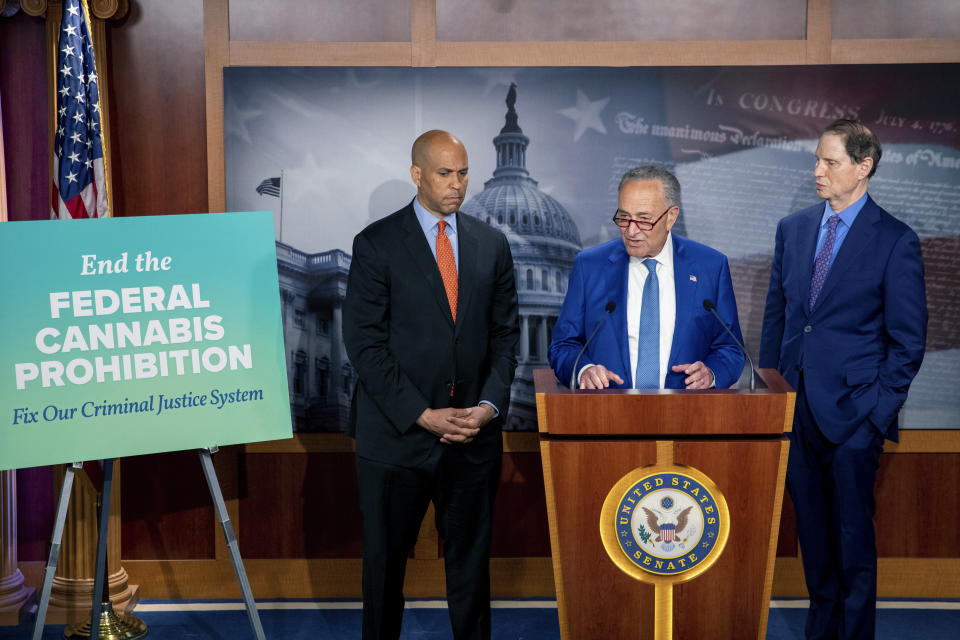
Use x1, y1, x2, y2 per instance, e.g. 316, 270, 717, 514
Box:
413, 196, 458, 234
822, 192, 868, 230
630, 230, 674, 272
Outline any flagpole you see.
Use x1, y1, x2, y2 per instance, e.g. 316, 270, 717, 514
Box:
0, 89, 7, 223
278, 169, 284, 244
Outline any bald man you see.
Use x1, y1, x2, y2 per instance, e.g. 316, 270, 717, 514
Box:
343, 130, 520, 640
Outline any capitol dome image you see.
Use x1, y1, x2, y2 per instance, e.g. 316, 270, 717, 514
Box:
462, 84, 582, 430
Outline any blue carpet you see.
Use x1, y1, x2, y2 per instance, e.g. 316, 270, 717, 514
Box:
4, 599, 959, 639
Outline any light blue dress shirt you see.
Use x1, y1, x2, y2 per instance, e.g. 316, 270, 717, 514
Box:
816, 192, 868, 268
413, 197, 459, 269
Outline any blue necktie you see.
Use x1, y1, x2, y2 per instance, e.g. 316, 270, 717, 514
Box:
635, 258, 660, 389
808, 213, 840, 312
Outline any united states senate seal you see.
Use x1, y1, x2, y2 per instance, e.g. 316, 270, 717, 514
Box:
600, 465, 730, 583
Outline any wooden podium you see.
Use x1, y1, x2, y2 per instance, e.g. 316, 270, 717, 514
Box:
534, 368, 794, 640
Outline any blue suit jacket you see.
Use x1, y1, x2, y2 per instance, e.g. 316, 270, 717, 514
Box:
549, 234, 745, 390
759, 195, 927, 443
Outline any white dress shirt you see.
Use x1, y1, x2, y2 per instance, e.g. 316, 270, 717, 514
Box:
626, 234, 676, 388
577, 233, 677, 388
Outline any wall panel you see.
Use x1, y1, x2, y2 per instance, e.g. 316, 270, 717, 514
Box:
238, 452, 363, 559
107, 0, 208, 217
121, 451, 216, 560
0, 12, 49, 221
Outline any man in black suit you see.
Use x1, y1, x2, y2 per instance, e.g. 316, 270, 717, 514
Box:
343, 130, 520, 640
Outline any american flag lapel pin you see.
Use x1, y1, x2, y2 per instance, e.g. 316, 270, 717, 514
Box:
689, 274, 697, 283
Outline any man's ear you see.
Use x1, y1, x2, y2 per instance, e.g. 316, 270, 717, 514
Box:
664, 205, 680, 232
410, 165, 422, 187
858, 157, 874, 180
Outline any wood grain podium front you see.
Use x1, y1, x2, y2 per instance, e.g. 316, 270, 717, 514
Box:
534, 368, 794, 640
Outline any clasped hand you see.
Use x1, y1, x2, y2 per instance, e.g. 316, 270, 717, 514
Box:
417, 405, 495, 444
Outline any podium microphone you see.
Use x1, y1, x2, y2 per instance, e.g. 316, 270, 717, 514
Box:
702, 299, 756, 391
569, 301, 616, 390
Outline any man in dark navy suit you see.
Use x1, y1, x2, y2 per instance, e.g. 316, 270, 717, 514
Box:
343, 130, 519, 640
760, 119, 927, 639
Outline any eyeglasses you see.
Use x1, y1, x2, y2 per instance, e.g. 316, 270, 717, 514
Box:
612, 206, 673, 232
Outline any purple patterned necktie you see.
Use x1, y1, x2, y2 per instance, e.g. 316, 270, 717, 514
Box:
808, 213, 840, 312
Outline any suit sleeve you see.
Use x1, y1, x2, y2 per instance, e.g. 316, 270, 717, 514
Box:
703, 255, 747, 389
871, 228, 927, 432
759, 221, 786, 370
548, 253, 588, 388
478, 233, 521, 415
342, 232, 430, 434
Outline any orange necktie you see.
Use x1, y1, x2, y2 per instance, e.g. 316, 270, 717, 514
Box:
436, 220, 458, 322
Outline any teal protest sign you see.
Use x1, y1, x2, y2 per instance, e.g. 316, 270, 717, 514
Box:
0, 212, 291, 470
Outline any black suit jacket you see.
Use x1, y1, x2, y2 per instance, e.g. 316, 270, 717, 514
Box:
343, 202, 520, 470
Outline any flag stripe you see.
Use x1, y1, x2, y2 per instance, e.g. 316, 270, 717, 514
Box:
257, 176, 281, 198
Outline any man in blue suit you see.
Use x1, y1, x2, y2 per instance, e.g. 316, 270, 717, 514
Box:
760, 119, 927, 640
549, 166, 745, 390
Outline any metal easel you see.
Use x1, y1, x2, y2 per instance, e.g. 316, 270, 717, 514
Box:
32, 448, 266, 640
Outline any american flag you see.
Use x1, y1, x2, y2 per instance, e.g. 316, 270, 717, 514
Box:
51, 0, 109, 219
256, 176, 281, 198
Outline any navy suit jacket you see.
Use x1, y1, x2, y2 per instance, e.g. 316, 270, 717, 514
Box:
549, 234, 745, 390
343, 203, 520, 469
759, 195, 927, 443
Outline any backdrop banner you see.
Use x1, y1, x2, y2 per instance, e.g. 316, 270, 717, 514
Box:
224, 65, 959, 432
0, 211, 291, 470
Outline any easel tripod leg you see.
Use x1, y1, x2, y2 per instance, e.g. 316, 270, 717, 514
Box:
32, 462, 82, 640
199, 447, 266, 640
88, 458, 114, 640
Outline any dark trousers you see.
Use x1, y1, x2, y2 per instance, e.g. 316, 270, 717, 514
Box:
787, 375, 884, 640
356, 447, 501, 640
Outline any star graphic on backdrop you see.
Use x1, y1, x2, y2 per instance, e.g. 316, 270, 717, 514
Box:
557, 89, 610, 142
224, 95, 263, 145
472, 69, 519, 96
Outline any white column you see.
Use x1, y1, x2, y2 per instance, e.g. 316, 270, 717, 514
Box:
0, 470, 36, 625
520, 315, 530, 362
539, 316, 549, 363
